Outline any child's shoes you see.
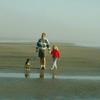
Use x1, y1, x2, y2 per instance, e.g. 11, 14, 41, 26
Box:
51, 67, 54, 70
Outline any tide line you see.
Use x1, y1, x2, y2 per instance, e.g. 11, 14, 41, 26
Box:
0, 73, 100, 80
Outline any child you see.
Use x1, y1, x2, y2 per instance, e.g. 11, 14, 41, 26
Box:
50, 45, 60, 70
24, 58, 31, 78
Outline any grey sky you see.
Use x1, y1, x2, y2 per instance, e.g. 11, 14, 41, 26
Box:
0, 0, 100, 46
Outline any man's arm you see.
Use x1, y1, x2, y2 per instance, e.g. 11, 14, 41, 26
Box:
36, 40, 39, 52
46, 39, 51, 52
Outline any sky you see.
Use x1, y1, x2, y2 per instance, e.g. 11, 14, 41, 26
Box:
0, 0, 100, 47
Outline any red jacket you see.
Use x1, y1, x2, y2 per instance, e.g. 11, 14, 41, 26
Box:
51, 49, 60, 59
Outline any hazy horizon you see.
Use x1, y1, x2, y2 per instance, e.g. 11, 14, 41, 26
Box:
0, 0, 100, 47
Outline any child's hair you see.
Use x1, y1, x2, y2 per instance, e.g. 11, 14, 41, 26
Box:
25, 58, 30, 65
52, 45, 59, 50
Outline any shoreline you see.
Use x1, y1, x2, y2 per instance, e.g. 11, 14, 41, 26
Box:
0, 41, 100, 48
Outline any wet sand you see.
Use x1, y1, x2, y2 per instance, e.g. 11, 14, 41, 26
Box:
0, 42, 100, 100
0, 76, 100, 100
0, 69, 100, 100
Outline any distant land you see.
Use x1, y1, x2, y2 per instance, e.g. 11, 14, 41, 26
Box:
0, 37, 100, 48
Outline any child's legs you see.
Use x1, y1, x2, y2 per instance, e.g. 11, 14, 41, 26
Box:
52, 58, 57, 68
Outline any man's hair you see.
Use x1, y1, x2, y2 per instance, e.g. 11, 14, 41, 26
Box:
41, 32, 46, 37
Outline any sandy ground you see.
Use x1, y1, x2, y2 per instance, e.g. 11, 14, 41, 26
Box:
0, 42, 100, 100
0, 76, 100, 100
0, 68, 100, 100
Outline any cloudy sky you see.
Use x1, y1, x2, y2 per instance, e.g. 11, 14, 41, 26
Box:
0, 0, 100, 46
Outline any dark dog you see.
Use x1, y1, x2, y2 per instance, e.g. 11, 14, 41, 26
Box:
24, 58, 31, 78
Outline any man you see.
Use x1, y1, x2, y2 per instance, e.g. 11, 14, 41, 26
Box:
36, 32, 50, 69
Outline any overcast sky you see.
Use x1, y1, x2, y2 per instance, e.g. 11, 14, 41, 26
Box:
0, 0, 100, 46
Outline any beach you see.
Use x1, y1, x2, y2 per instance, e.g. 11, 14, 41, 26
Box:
0, 42, 100, 100
0, 77, 100, 100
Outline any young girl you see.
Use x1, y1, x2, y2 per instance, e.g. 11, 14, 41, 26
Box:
51, 45, 60, 70
24, 58, 31, 78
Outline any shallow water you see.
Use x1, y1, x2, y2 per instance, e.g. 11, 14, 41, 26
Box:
0, 96, 100, 100
0, 72, 100, 100
0, 72, 100, 80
